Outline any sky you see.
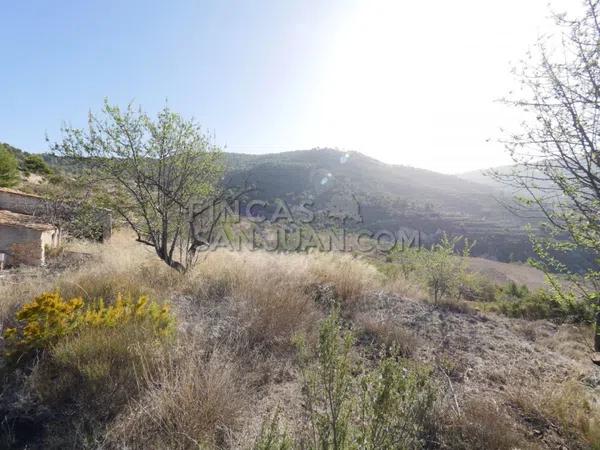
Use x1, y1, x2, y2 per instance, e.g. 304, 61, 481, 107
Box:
0, 0, 577, 173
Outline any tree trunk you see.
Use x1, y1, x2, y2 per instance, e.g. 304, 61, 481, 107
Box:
595, 311, 600, 352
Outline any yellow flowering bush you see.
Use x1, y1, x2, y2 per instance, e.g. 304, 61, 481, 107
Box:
3, 292, 173, 360
80, 294, 173, 332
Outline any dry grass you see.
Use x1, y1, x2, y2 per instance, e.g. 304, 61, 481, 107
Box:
432, 297, 478, 315
189, 250, 380, 304
181, 249, 381, 352
3, 230, 598, 449
235, 283, 319, 352
384, 275, 428, 301
3, 231, 382, 330
107, 343, 248, 449
537, 323, 594, 361
56, 232, 180, 302
1, 232, 181, 332
0, 267, 50, 329
307, 253, 382, 308
507, 379, 600, 448
443, 397, 528, 450
355, 314, 420, 357
27, 322, 168, 448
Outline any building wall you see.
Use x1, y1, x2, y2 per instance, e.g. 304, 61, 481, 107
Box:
0, 224, 59, 266
0, 190, 47, 216
0, 189, 112, 241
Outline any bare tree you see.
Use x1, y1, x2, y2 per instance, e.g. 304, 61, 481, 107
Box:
495, 1, 600, 343
54, 101, 226, 272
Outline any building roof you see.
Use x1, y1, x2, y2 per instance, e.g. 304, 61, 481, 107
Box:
0, 209, 56, 231
0, 187, 44, 199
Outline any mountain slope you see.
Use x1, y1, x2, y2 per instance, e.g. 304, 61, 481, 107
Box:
225, 149, 534, 262
5, 142, 535, 262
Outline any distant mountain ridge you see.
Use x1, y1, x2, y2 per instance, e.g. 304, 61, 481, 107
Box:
4, 142, 535, 262
224, 148, 535, 262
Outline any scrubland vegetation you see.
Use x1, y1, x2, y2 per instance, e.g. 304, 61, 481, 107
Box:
1, 232, 598, 449
1, 3, 599, 447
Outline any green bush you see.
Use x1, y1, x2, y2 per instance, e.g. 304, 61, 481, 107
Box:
416, 235, 473, 303
0, 144, 19, 187
294, 311, 439, 449
254, 410, 294, 450
500, 281, 529, 299
387, 246, 421, 280
22, 154, 51, 175
458, 273, 497, 302
1, 291, 174, 448
357, 357, 437, 449
487, 289, 593, 323
297, 311, 354, 449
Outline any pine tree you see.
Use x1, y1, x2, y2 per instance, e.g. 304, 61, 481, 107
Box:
0, 144, 19, 187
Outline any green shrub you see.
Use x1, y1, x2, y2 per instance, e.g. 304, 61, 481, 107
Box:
1, 291, 174, 448
295, 311, 439, 449
254, 410, 294, 450
458, 273, 497, 302
505, 281, 529, 299
297, 311, 355, 449
0, 144, 19, 187
486, 289, 593, 323
357, 358, 437, 449
22, 154, 51, 175
387, 246, 421, 279
416, 235, 473, 303
47, 172, 65, 184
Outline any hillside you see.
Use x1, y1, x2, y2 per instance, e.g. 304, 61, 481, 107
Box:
0, 233, 597, 449
225, 149, 534, 262
3, 142, 536, 262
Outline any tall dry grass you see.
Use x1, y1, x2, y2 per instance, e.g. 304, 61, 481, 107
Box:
27, 323, 168, 448
188, 250, 381, 303
107, 343, 247, 449
55, 232, 180, 302
180, 250, 385, 351
442, 397, 527, 450
354, 314, 420, 357
507, 379, 600, 447
2, 231, 386, 362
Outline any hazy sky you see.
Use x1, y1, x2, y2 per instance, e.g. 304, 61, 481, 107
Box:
0, 0, 576, 173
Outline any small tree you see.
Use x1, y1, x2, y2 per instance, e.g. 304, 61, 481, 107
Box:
495, 1, 600, 344
0, 144, 19, 187
53, 101, 224, 272
418, 235, 472, 303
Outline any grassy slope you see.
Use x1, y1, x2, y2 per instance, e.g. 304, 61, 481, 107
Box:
0, 232, 598, 449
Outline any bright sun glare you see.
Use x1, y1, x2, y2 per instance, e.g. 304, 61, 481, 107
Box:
301, 0, 575, 173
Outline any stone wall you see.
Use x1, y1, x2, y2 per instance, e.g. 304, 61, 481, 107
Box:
0, 188, 112, 241
0, 224, 57, 266
0, 189, 47, 216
